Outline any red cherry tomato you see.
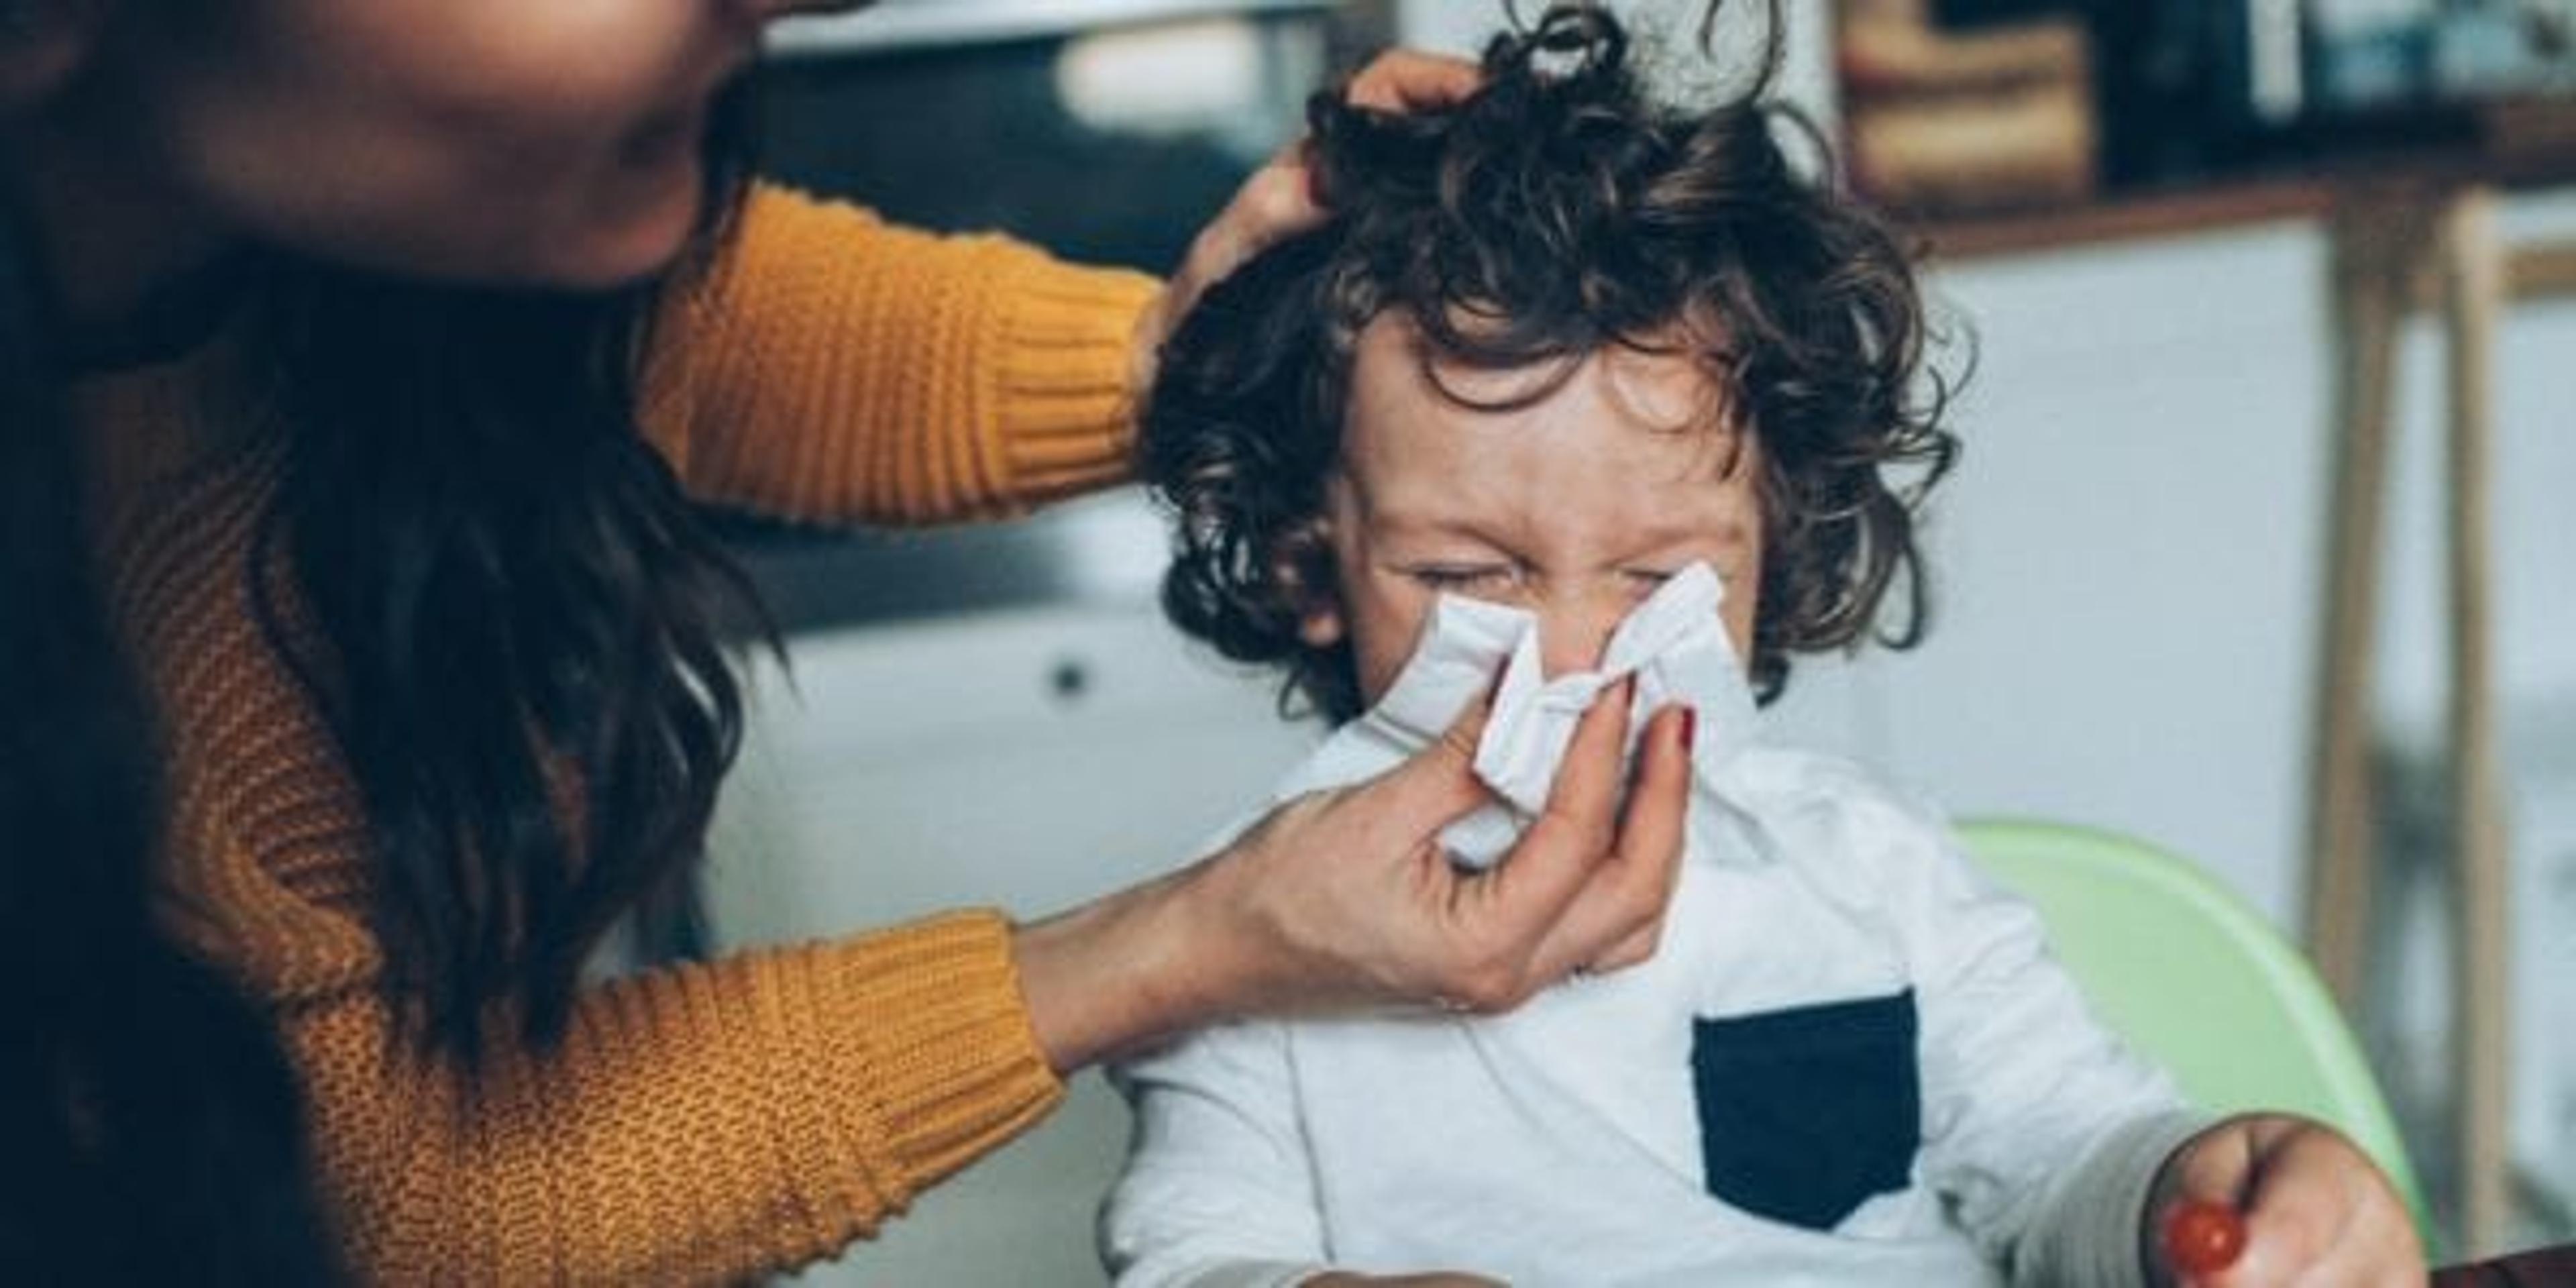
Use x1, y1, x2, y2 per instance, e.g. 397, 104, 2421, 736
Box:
2161, 1199, 2248, 1277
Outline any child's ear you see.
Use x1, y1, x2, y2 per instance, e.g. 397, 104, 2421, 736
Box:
1295, 601, 1346, 650
1270, 519, 1346, 649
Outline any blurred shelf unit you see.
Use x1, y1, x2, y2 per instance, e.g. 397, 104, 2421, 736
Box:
1877, 87, 2575, 1257
1902, 99, 2576, 261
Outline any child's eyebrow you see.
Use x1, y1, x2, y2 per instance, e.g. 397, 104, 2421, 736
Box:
1608, 516, 1759, 557
1366, 506, 1754, 555
1362, 510, 1510, 544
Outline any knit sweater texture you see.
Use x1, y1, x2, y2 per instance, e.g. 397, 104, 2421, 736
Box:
68, 184, 1161, 1283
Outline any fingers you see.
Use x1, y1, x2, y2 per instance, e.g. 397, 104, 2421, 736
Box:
1580, 703, 1692, 971
1344, 48, 1482, 113
1171, 147, 1319, 301
1461, 688, 1691, 991
1138, 146, 1321, 396
1479, 678, 1638, 922
2162, 1117, 2422, 1288
2166, 1118, 2262, 1210
1523, 700, 1690, 978
1435, 675, 1496, 767
1144, 48, 1479, 392
1378, 683, 1633, 1012
1374, 684, 1497, 827
1305, 680, 1688, 1014
2231, 1122, 2353, 1285
2235, 1126, 2419, 1288
2147, 1120, 2260, 1288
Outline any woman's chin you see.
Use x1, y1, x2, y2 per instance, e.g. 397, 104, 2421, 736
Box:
541, 166, 708, 289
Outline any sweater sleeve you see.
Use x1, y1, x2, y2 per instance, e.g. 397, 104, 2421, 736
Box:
639, 183, 1163, 526
282, 908, 1066, 1283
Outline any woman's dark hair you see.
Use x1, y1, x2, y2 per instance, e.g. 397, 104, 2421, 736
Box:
250, 78, 773, 1063
4, 47, 773, 1271
1, 179, 343, 1285
1142, 3, 1960, 722
7, 72, 767, 1220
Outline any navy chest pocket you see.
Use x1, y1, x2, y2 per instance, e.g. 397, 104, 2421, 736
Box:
1690, 989, 1921, 1231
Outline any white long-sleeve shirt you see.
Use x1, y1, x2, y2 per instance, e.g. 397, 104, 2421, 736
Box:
1103, 577, 2204, 1287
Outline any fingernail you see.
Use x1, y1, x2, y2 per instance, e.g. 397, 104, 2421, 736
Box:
1678, 707, 1697, 753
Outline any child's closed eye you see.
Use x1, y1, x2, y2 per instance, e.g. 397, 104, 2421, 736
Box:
1619, 566, 1693, 602
1407, 564, 1519, 595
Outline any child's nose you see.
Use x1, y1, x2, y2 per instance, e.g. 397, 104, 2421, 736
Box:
1536, 596, 1629, 680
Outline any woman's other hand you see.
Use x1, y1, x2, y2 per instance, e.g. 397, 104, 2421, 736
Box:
1015, 682, 1690, 1071
2145, 1113, 2423, 1288
1128, 49, 1480, 399
1192, 682, 1690, 1018
1014, 680, 1700, 1071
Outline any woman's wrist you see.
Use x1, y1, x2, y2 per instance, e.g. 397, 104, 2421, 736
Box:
1010, 855, 1246, 1075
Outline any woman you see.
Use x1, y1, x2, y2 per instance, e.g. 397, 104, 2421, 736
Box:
0, 0, 1691, 1280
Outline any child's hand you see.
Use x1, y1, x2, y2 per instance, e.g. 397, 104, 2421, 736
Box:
2145, 1113, 2422, 1287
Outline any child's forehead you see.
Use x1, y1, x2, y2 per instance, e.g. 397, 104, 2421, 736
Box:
1340, 313, 1757, 529
1350, 310, 1738, 429
1346, 313, 1743, 453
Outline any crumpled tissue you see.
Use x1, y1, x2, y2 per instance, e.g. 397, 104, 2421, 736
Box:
1277, 560, 1760, 869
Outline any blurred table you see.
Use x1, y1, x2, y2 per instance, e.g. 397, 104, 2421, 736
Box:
1904, 104, 2576, 1254
2432, 1242, 2576, 1286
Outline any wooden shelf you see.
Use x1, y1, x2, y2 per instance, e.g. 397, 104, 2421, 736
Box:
1892, 99, 2576, 264
1911, 175, 2338, 260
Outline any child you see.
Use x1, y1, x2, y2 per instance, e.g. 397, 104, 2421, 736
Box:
1104, 7, 2423, 1286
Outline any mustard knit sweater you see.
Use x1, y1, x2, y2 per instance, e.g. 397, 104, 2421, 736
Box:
70, 185, 1161, 1283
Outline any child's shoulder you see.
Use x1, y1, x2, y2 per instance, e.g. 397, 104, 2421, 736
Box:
1716, 745, 1972, 894
1723, 744, 1952, 841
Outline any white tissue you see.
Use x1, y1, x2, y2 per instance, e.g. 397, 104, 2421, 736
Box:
1299, 561, 1760, 869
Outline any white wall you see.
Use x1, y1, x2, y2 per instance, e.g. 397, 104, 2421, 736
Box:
1775, 223, 2342, 922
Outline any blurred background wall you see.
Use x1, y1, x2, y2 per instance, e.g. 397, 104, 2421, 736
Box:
707, 2, 2576, 1279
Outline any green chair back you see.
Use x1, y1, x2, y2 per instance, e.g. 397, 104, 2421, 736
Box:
1956, 817, 2432, 1242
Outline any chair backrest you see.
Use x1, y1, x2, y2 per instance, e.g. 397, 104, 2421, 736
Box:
1955, 817, 2432, 1236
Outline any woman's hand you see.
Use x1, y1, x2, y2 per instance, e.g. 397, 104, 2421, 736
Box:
1128, 49, 1481, 399
2144, 1114, 2422, 1288
1015, 682, 1692, 1072
1184, 682, 1690, 1018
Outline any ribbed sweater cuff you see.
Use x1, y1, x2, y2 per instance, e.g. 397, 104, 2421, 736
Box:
991, 258, 1160, 500
826, 909, 1065, 1203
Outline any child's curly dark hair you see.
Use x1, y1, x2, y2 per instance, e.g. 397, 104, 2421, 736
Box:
1141, 2, 1960, 723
